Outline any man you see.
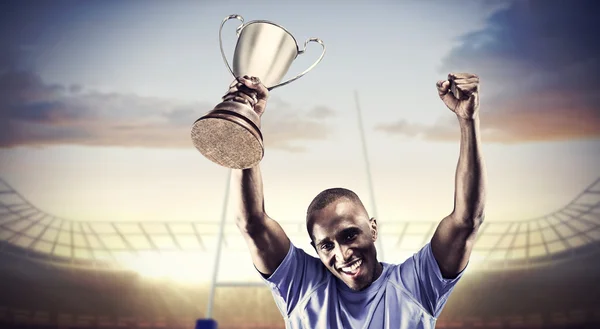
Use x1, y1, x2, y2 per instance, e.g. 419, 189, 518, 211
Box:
229, 73, 486, 329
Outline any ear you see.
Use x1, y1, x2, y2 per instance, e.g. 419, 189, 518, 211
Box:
369, 217, 378, 241
310, 240, 316, 252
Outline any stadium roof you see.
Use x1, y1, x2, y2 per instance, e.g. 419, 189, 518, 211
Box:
1, 176, 599, 282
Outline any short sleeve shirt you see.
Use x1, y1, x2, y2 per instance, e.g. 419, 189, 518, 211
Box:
260, 242, 464, 329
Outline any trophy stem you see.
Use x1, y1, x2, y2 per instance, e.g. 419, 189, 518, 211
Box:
191, 101, 264, 169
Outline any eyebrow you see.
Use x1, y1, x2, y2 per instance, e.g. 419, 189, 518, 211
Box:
315, 227, 361, 247
315, 237, 330, 247
340, 227, 359, 234
339, 227, 361, 239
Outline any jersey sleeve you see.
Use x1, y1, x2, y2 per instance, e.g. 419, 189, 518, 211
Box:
397, 242, 466, 317
260, 242, 328, 316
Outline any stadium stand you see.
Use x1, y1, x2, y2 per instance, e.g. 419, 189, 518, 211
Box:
0, 177, 599, 329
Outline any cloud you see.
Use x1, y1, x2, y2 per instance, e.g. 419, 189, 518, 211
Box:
377, 94, 599, 143
377, 0, 600, 143
306, 105, 337, 120
0, 69, 337, 151
258, 98, 337, 152
375, 118, 458, 142
0, 1, 338, 152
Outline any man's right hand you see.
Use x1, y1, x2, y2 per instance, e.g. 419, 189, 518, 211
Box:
224, 75, 269, 117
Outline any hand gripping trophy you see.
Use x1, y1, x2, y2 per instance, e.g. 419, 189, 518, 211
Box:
191, 15, 326, 169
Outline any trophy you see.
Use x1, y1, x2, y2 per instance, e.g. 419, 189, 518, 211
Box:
191, 14, 326, 169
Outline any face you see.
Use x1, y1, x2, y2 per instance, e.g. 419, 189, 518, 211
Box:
310, 199, 380, 291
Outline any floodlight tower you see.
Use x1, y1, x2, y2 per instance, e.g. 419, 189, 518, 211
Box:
197, 169, 232, 329
355, 91, 384, 261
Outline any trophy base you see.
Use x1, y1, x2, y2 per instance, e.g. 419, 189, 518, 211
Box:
191, 101, 264, 169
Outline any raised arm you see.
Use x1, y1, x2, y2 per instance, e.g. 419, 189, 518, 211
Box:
230, 76, 290, 277
431, 73, 487, 279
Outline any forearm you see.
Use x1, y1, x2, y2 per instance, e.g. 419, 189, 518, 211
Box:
232, 165, 291, 274
452, 114, 486, 227
232, 166, 267, 228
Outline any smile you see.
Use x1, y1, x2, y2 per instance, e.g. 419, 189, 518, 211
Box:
339, 259, 362, 276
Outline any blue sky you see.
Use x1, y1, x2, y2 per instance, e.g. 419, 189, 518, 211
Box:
0, 0, 598, 229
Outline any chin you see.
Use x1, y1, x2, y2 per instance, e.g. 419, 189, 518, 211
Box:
333, 266, 372, 291
343, 278, 367, 291
351, 282, 368, 291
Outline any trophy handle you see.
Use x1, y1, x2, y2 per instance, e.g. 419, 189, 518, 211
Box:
268, 38, 326, 91
219, 14, 245, 80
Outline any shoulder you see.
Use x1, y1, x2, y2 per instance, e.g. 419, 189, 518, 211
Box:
385, 243, 454, 297
262, 243, 330, 291
391, 243, 444, 277
387, 243, 465, 317
404, 242, 465, 283
262, 242, 332, 316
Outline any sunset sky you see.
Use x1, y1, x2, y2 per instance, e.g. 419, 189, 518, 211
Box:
0, 0, 598, 236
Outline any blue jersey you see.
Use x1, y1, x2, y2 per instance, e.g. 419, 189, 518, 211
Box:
260, 242, 464, 329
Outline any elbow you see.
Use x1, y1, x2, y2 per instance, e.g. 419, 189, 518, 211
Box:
472, 211, 485, 228
452, 208, 485, 229
236, 212, 267, 235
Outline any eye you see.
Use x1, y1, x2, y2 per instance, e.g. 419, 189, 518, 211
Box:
321, 242, 333, 251
346, 232, 357, 241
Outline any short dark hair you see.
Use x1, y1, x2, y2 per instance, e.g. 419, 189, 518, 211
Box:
306, 188, 365, 237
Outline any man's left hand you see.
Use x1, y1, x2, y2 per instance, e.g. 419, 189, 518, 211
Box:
436, 73, 480, 120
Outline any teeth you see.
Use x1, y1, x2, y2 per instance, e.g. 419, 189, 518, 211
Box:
341, 259, 362, 273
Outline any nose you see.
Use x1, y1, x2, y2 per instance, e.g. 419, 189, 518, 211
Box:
333, 243, 353, 265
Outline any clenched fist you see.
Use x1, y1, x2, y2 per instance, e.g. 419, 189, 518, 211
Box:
436, 73, 480, 120
222, 75, 269, 117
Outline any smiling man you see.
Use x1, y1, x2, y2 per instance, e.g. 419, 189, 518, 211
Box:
231, 73, 486, 329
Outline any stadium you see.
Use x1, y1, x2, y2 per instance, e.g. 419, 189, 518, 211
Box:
0, 174, 599, 329
0, 0, 598, 328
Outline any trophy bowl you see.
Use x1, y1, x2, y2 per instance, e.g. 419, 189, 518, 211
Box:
191, 14, 325, 169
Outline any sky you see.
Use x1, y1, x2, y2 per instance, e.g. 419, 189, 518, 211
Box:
0, 0, 599, 235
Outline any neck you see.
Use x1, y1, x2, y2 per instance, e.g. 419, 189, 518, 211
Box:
372, 261, 383, 282
353, 261, 384, 292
